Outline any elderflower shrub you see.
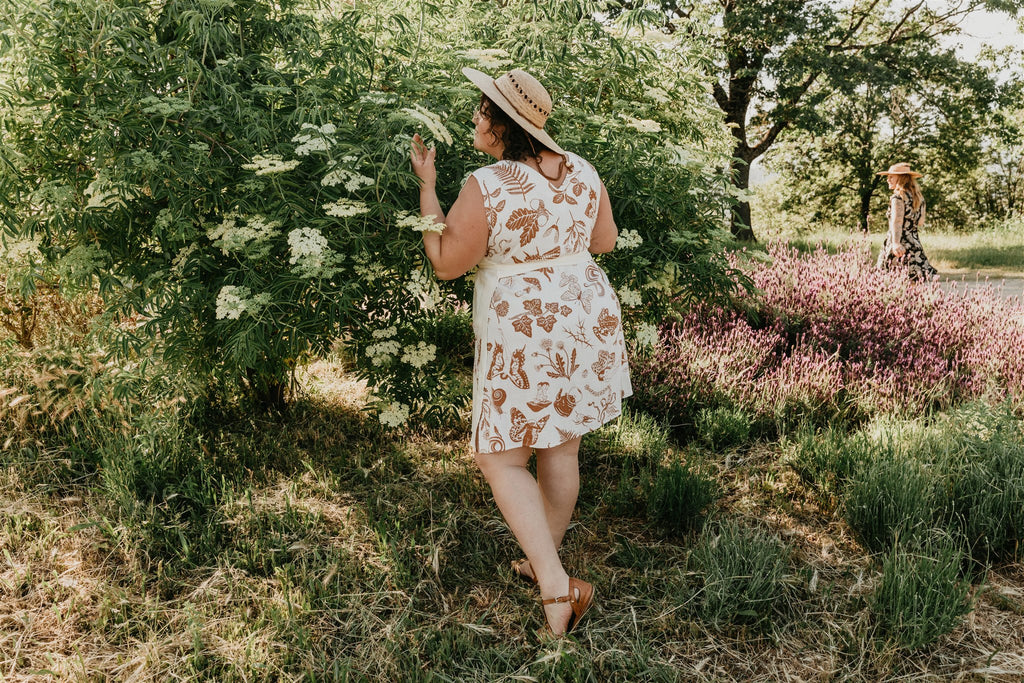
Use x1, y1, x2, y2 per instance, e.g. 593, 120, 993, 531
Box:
616, 229, 644, 250
0, 0, 741, 424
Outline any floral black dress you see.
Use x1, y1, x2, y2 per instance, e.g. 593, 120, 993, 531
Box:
877, 189, 937, 281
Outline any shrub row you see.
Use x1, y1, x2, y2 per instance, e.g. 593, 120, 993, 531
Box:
634, 244, 1024, 437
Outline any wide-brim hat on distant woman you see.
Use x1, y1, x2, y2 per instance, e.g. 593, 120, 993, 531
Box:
462, 67, 566, 160
877, 162, 922, 178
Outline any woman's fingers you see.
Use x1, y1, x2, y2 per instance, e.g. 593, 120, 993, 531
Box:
410, 133, 435, 164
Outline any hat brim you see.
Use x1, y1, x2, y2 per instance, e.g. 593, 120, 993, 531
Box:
462, 67, 566, 157
877, 170, 923, 178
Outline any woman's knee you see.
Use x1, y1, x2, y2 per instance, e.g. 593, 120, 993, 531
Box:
474, 447, 529, 479
474, 451, 496, 476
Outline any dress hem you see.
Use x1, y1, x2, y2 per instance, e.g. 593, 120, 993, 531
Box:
472, 390, 634, 455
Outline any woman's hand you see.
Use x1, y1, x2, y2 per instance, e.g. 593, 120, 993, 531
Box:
892, 244, 906, 259
410, 133, 437, 187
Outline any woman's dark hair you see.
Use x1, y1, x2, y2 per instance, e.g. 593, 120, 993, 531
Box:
479, 94, 552, 163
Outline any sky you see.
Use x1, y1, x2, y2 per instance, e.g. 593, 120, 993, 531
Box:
953, 7, 1023, 63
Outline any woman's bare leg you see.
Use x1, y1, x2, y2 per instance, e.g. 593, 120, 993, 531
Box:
536, 437, 581, 547
514, 437, 581, 582
475, 446, 573, 633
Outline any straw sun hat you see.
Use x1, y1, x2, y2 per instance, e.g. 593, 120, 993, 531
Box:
877, 162, 923, 178
462, 67, 566, 158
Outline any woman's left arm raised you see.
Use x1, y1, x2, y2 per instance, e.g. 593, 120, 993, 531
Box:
411, 133, 488, 280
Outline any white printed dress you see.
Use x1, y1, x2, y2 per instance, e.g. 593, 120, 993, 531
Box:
470, 152, 632, 454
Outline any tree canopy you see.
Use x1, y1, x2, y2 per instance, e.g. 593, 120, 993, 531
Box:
625, 0, 1024, 240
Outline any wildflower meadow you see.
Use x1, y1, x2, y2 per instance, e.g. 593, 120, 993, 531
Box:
2, 0, 1024, 680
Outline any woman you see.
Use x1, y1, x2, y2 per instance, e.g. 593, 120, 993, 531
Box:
409, 67, 632, 636
876, 162, 938, 282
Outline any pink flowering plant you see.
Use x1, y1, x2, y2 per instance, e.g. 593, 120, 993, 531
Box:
634, 243, 1024, 435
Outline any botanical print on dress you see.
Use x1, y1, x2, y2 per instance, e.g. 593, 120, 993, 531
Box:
471, 152, 632, 454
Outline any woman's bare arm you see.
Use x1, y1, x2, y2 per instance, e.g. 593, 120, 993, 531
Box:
589, 181, 618, 254
889, 195, 905, 256
411, 133, 489, 280
421, 178, 488, 280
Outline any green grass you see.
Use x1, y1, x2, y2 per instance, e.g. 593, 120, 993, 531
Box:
738, 218, 1024, 276
871, 532, 973, 650
3, 359, 1024, 679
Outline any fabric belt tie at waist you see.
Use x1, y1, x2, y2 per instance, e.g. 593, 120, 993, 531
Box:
472, 252, 594, 339
470, 251, 595, 450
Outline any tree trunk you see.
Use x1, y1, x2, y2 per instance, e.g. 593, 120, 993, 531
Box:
730, 160, 756, 241
859, 188, 873, 233
245, 367, 289, 413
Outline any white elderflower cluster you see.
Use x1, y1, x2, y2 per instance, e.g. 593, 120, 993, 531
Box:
58, 244, 108, 280
633, 322, 660, 349
215, 285, 271, 320
378, 401, 410, 428
644, 264, 678, 293
366, 339, 401, 366
664, 141, 689, 166
322, 158, 375, 192
460, 48, 510, 69
291, 122, 338, 157
397, 212, 443, 234
622, 115, 662, 133
616, 229, 643, 250
287, 227, 341, 278
372, 326, 398, 339
154, 208, 174, 232
361, 91, 396, 106
288, 227, 327, 262
130, 150, 160, 173
1, 237, 41, 262
401, 342, 437, 369
207, 214, 280, 258
399, 104, 453, 146
140, 95, 191, 117
324, 199, 370, 218
617, 285, 642, 307
644, 86, 671, 104
405, 268, 441, 311
242, 154, 300, 176
30, 181, 75, 212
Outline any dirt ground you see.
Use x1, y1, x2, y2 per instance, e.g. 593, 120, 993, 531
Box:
938, 272, 1024, 301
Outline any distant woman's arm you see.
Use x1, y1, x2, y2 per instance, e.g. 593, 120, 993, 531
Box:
888, 195, 905, 257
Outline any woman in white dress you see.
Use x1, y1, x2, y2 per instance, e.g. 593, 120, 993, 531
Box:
409, 67, 631, 637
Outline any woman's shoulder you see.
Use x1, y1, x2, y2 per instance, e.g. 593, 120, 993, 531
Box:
565, 151, 599, 180
471, 160, 507, 175
469, 161, 514, 185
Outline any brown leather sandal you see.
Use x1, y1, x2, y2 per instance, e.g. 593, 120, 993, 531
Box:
511, 558, 538, 586
539, 577, 595, 636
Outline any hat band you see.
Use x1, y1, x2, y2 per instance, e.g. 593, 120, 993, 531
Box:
494, 74, 548, 130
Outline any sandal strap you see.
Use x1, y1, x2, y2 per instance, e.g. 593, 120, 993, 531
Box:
540, 594, 571, 606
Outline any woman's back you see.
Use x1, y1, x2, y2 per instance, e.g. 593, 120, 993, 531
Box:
472, 152, 600, 262
469, 151, 631, 454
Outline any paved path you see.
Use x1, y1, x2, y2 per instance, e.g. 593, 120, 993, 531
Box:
938, 273, 1024, 302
